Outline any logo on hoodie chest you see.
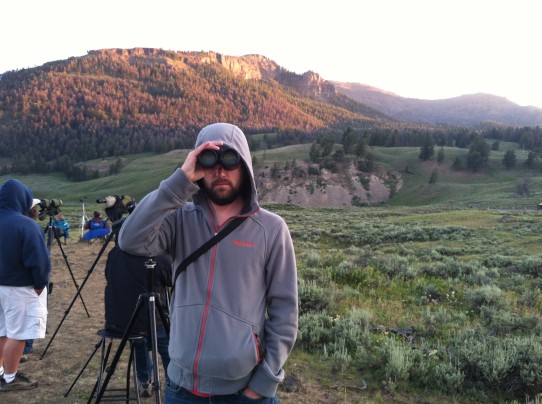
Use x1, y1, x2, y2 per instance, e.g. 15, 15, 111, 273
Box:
233, 240, 254, 248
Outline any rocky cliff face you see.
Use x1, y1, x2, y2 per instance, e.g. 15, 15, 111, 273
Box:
197, 51, 337, 98
255, 160, 402, 207
91, 48, 337, 100
215, 53, 279, 80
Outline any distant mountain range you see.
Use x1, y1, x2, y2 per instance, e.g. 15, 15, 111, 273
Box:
332, 82, 542, 127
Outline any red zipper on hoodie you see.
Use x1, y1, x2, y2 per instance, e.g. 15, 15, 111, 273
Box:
192, 210, 222, 394
191, 208, 258, 394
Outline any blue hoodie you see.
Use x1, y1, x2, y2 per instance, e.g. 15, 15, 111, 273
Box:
0, 179, 51, 289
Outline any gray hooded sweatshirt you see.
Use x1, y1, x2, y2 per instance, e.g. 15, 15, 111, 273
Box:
118, 123, 298, 397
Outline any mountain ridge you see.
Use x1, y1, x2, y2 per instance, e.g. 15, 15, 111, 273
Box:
3, 48, 541, 129
332, 81, 542, 127
1, 48, 542, 177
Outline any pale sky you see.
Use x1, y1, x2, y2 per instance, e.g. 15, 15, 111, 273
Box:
2, 0, 541, 108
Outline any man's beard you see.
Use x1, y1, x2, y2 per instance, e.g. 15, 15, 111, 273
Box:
204, 180, 242, 206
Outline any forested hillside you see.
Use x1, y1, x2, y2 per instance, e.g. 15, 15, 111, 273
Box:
0, 48, 392, 175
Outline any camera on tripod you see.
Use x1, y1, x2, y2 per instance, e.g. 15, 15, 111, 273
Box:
96, 195, 136, 222
38, 198, 63, 220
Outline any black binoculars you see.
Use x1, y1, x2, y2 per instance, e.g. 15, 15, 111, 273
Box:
198, 146, 241, 170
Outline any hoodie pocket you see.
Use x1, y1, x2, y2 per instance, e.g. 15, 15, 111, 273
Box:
197, 306, 260, 379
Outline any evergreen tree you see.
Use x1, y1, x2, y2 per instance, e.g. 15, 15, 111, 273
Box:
451, 156, 462, 171
109, 157, 123, 175
429, 169, 439, 184
333, 149, 345, 162
319, 135, 335, 159
524, 151, 537, 169
358, 152, 375, 172
354, 137, 368, 157
467, 151, 483, 172
342, 127, 357, 154
516, 176, 532, 196
466, 136, 490, 171
502, 149, 516, 169
437, 147, 445, 164
418, 135, 434, 161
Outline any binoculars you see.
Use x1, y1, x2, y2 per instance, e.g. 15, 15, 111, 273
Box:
198, 146, 241, 170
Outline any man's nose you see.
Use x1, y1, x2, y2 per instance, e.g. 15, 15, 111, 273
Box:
214, 165, 227, 176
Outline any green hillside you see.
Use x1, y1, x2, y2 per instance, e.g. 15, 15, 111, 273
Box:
374, 145, 540, 208
2, 142, 541, 212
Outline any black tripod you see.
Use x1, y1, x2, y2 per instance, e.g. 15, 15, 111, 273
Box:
64, 254, 169, 403
92, 257, 170, 403
44, 212, 90, 317
40, 219, 118, 359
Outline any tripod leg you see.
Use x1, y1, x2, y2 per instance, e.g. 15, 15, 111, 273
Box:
64, 339, 101, 397
126, 343, 141, 404
55, 233, 90, 317
45, 224, 54, 251
94, 296, 147, 403
87, 338, 113, 404
40, 230, 116, 360
147, 296, 162, 403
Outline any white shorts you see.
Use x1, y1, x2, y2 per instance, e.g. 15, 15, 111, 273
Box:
0, 285, 48, 340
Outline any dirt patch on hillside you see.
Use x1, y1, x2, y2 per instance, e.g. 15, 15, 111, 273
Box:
256, 161, 402, 207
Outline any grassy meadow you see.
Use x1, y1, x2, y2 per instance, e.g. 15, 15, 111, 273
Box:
280, 204, 542, 402
3, 142, 542, 402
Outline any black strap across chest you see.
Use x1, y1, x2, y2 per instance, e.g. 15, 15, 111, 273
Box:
171, 216, 247, 291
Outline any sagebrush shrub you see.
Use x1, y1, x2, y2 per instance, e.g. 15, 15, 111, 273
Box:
465, 285, 507, 312
513, 256, 542, 277
297, 311, 334, 351
382, 336, 414, 382
450, 330, 542, 397
479, 306, 538, 336
298, 279, 333, 314
331, 307, 372, 352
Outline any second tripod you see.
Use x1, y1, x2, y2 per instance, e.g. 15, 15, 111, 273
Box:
43, 210, 90, 318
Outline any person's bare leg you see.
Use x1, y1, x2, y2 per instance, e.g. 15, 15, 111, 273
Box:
2, 339, 25, 374
0, 336, 6, 366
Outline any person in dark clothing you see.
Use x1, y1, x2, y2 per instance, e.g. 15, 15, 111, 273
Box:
0, 179, 51, 391
104, 245, 172, 397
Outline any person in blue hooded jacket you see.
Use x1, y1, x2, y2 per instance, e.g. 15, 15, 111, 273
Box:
0, 179, 51, 391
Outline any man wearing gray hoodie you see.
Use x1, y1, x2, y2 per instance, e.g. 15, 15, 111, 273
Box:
119, 123, 298, 402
